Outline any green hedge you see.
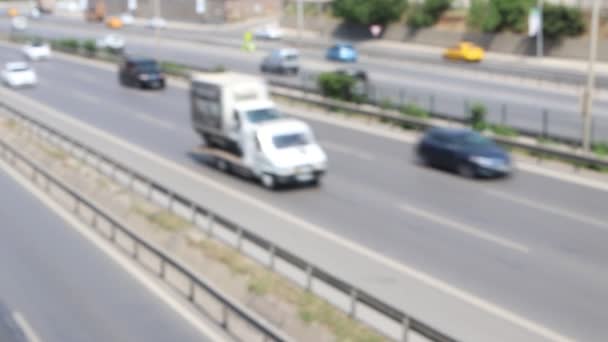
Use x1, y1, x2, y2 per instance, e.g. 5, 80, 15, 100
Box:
542, 4, 585, 40
317, 72, 358, 101
332, 0, 408, 25
408, 0, 451, 29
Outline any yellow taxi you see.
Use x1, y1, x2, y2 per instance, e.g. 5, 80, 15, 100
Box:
105, 16, 123, 29
7, 8, 18, 17
443, 42, 485, 62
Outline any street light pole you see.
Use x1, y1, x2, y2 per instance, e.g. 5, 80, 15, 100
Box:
536, 0, 543, 58
154, 0, 160, 59
296, 0, 303, 44
582, 0, 601, 151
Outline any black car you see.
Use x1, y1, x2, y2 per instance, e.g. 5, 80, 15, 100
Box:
119, 57, 165, 89
416, 128, 511, 178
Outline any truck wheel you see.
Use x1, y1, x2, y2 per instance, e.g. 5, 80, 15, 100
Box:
261, 173, 276, 190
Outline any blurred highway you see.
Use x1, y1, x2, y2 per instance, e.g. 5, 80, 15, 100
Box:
0, 160, 217, 341
6, 15, 608, 142
0, 42, 606, 341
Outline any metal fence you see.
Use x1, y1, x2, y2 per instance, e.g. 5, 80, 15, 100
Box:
0, 101, 458, 342
0, 108, 292, 342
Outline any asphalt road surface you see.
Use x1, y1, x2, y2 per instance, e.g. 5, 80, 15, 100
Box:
0, 157, 216, 342
6, 16, 608, 143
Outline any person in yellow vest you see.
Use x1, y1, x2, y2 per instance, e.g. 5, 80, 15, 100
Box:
242, 31, 256, 52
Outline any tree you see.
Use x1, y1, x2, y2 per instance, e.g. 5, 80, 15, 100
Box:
469, 0, 533, 33
542, 4, 585, 40
408, 0, 451, 29
332, 0, 408, 25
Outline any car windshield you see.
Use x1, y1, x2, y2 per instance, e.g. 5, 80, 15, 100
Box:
135, 61, 160, 73
272, 132, 310, 149
461, 132, 494, 147
246, 108, 281, 123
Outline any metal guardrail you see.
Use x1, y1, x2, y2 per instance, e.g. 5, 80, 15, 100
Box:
0, 106, 292, 342
0, 102, 458, 342
268, 82, 608, 170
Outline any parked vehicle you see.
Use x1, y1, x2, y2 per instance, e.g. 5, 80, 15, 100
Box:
85, 0, 105, 21
120, 13, 134, 26
96, 34, 125, 52
105, 16, 123, 29
118, 57, 165, 89
443, 42, 485, 62
416, 128, 511, 178
22, 41, 51, 61
2, 62, 37, 88
254, 25, 284, 40
146, 17, 166, 29
326, 43, 358, 62
190, 71, 327, 188
260, 48, 299, 75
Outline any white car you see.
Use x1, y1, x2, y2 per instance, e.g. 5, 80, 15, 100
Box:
2, 62, 37, 88
11, 16, 28, 31
146, 17, 167, 29
254, 25, 284, 40
30, 7, 41, 19
96, 34, 126, 51
120, 13, 135, 26
22, 41, 52, 61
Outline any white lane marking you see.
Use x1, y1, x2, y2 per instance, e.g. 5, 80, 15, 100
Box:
516, 161, 608, 192
485, 188, 608, 232
0, 89, 575, 342
321, 140, 374, 161
71, 89, 101, 104
0, 159, 227, 342
134, 113, 177, 130
13, 311, 42, 342
397, 202, 530, 254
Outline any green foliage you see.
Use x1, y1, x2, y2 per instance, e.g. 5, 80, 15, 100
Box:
408, 0, 451, 28
82, 39, 97, 55
380, 97, 394, 110
317, 72, 357, 101
54, 38, 80, 51
400, 103, 430, 118
490, 124, 518, 137
469, 0, 533, 33
469, 102, 487, 131
542, 4, 585, 40
592, 141, 608, 157
332, 0, 408, 25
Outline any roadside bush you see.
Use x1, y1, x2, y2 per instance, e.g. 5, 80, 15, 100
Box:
543, 4, 585, 40
471, 0, 533, 33
490, 124, 518, 137
408, 0, 451, 29
317, 72, 357, 101
82, 39, 97, 55
467, 0, 489, 29
54, 38, 80, 51
400, 103, 430, 118
332, 0, 408, 25
469, 102, 487, 130
592, 141, 608, 157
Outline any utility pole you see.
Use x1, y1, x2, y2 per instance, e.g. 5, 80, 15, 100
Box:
536, 0, 543, 58
296, 0, 303, 44
582, 0, 601, 151
154, 0, 160, 59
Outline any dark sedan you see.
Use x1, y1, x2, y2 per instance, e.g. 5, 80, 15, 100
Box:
119, 56, 165, 89
416, 128, 512, 178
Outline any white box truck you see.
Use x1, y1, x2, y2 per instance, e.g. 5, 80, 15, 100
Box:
190, 71, 327, 189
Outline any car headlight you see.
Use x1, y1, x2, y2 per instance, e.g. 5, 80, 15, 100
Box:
469, 156, 495, 168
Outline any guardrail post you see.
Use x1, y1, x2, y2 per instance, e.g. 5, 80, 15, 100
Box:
109, 224, 116, 242
126, 172, 134, 190
207, 214, 214, 237
188, 279, 195, 302
349, 288, 358, 318
268, 245, 275, 270
73, 199, 80, 215
221, 305, 229, 329
159, 259, 166, 279
429, 94, 435, 114
501, 104, 507, 126
542, 110, 549, 139
146, 181, 153, 200
167, 192, 174, 212
91, 213, 98, 229
132, 241, 139, 259
401, 316, 411, 342
44, 174, 50, 193
305, 265, 313, 291
190, 203, 197, 224
236, 227, 243, 251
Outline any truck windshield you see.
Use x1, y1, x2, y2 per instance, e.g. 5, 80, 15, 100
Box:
272, 133, 310, 149
246, 108, 281, 123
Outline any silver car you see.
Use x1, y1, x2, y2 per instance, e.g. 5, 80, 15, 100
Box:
260, 48, 299, 75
